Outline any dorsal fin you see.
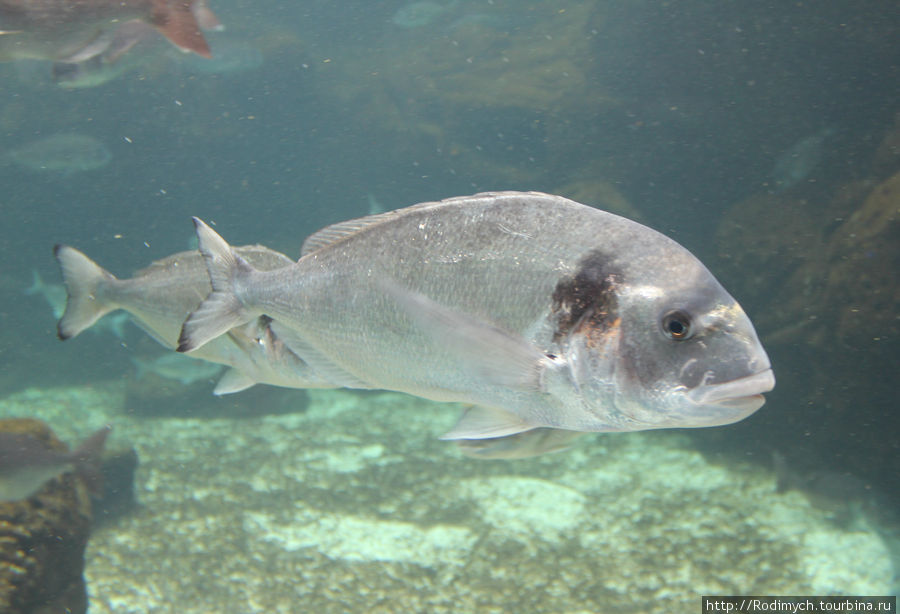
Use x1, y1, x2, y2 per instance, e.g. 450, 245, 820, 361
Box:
299, 201, 444, 257
299, 215, 391, 257
298, 191, 546, 258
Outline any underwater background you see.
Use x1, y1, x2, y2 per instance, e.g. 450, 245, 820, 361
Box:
0, 0, 897, 612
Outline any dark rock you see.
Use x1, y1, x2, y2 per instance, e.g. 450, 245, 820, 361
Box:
0, 418, 92, 614
92, 447, 139, 527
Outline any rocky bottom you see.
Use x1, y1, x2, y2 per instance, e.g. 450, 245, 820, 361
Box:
0, 383, 894, 613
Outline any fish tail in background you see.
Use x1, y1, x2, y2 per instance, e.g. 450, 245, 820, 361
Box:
24, 270, 44, 296
129, 356, 148, 380
177, 217, 252, 353
149, 0, 213, 58
53, 244, 118, 340
70, 424, 112, 496
105, 312, 131, 339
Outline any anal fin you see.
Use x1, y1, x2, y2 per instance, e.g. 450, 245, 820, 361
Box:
455, 428, 584, 459
440, 405, 537, 440
213, 368, 257, 395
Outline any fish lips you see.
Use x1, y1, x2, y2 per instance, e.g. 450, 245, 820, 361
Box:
685, 368, 776, 424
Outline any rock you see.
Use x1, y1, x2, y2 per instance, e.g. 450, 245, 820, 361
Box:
92, 447, 139, 527
0, 418, 93, 614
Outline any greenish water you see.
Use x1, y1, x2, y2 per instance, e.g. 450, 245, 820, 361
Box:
0, 0, 897, 611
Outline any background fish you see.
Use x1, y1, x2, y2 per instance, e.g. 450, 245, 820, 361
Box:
26, 269, 130, 337
7, 133, 111, 174
0, 0, 219, 62
771, 126, 837, 191
131, 353, 223, 386
50, 19, 164, 88
0, 425, 110, 502
180, 191, 774, 441
24, 269, 66, 319
54, 244, 326, 395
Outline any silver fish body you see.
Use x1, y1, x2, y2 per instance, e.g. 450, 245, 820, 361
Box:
54, 244, 323, 394
181, 191, 775, 439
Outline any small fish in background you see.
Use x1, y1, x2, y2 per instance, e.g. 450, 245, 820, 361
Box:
7, 133, 111, 174
0, 0, 220, 63
24, 270, 67, 319
770, 126, 837, 192
391, 0, 460, 29
366, 193, 387, 215
179, 191, 775, 445
25, 270, 130, 338
0, 425, 110, 502
131, 352, 223, 385
51, 19, 166, 89
53, 244, 327, 394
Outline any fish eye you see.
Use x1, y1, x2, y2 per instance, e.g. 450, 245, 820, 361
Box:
661, 310, 693, 340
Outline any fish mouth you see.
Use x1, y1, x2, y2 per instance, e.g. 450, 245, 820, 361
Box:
687, 368, 775, 410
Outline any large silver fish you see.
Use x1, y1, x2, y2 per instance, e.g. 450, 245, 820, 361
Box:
179, 191, 775, 440
54, 244, 324, 395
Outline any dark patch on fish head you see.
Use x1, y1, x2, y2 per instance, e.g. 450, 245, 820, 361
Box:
550, 249, 620, 345
551, 249, 774, 431
610, 273, 773, 428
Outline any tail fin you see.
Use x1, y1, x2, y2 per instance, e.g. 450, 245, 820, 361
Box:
104, 312, 131, 340
71, 425, 112, 496
53, 244, 118, 340
129, 357, 149, 380
149, 0, 212, 58
177, 217, 252, 352
24, 270, 44, 296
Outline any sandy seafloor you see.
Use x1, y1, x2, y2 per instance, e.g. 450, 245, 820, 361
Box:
0, 382, 894, 613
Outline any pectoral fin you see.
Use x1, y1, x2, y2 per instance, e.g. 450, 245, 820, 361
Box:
378, 278, 551, 392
